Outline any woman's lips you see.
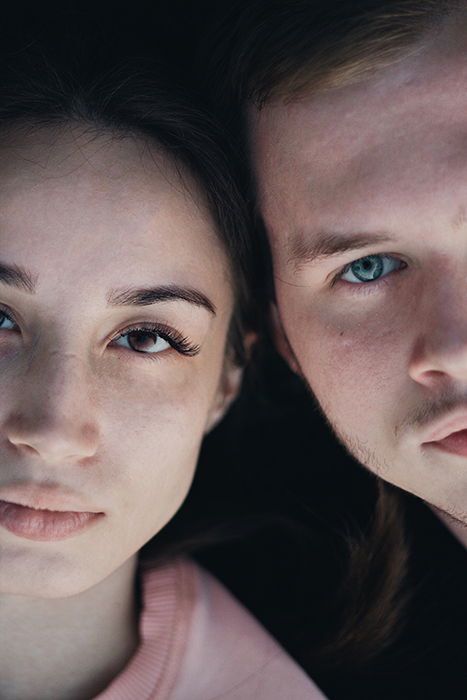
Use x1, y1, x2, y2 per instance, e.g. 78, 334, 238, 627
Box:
0, 499, 103, 541
425, 428, 467, 457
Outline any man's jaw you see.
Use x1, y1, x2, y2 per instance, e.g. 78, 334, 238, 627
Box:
286, 348, 467, 549
429, 504, 467, 550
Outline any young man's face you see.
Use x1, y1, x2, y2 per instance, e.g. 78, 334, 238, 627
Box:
250, 18, 467, 525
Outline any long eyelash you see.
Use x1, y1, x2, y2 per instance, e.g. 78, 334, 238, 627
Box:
117, 323, 200, 357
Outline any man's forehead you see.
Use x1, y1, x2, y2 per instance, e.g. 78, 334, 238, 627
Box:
251, 44, 467, 159
249, 5, 467, 145
248, 19, 467, 248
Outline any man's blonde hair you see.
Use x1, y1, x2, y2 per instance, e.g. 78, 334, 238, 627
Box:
209, 0, 456, 113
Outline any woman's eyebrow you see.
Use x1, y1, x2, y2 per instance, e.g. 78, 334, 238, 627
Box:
287, 231, 394, 269
0, 262, 36, 292
107, 285, 217, 315
0, 263, 217, 315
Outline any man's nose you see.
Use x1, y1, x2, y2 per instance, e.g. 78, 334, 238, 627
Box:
3, 351, 100, 463
408, 283, 467, 388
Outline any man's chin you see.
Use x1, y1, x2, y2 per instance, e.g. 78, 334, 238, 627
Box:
428, 503, 467, 550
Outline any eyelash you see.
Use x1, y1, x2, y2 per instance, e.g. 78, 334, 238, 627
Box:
112, 323, 200, 358
0, 309, 200, 359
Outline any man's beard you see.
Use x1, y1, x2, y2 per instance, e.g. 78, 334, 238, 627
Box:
297, 368, 392, 476
294, 355, 467, 531
432, 505, 467, 527
429, 504, 467, 548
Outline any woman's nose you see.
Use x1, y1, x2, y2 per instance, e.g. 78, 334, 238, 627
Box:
3, 351, 100, 463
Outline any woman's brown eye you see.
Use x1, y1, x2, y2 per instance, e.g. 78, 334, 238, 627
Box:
115, 330, 170, 355
128, 331, 157, 352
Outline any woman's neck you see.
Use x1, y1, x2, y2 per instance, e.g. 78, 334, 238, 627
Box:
0, 555, 139, 700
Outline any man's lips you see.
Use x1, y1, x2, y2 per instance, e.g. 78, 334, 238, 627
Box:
422, 410, 467, 457
425, 429, 467, 457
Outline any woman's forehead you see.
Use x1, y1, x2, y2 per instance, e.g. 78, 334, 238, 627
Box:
0, 125, 233, 308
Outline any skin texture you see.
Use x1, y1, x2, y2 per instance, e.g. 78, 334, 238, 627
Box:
250, 13, 467, 533
0, 126, 240, 699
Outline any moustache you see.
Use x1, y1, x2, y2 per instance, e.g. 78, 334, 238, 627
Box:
394, 392, 467, 437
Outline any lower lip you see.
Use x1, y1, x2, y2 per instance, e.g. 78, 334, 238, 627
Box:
0, 500, 102, 541
425, 429, 467, 457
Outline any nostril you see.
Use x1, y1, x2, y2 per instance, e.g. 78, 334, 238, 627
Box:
4, 413, 36, 446
5, 438, 39, 457
2, 412, 100, 461
409, 367, 449, 389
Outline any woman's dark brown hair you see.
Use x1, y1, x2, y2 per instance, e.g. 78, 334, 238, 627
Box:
0, 37, 254, 366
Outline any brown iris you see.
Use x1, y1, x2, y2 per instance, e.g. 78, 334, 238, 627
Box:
126, 330, 162, 353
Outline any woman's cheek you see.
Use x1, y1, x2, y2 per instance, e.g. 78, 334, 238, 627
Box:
105, 344, 228, 444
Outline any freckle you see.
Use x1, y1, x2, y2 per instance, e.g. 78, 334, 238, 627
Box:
339, 330, 345, 337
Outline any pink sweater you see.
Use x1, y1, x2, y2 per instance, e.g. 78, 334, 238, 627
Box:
94, 558, 326, 699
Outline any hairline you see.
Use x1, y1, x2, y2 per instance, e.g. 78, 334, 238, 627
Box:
247, 3, 456, 109
0, 118, 244, 361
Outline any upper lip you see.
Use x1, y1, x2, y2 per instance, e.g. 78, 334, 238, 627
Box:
422, 408, 467, 444
0, 483, 103, 513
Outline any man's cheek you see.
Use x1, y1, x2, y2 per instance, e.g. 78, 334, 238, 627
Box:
289, 308, 408, 413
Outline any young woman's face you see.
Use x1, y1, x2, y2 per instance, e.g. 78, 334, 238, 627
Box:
0, 126, 236, 597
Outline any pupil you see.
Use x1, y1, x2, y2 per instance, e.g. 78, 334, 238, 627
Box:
129, 331, 156, 352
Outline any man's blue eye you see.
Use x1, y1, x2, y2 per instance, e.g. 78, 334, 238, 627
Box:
340, 254, 402, 283
0, 313, 15, 330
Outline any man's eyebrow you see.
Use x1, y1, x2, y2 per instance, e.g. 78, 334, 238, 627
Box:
107, 285, 217, 315
287, 232, 394, 268
0, 262, 36, 292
